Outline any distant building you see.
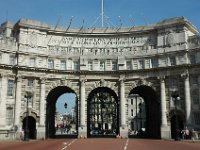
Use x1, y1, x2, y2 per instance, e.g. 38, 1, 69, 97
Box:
0, 17, 199, 140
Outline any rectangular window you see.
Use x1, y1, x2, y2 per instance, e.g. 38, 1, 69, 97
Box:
169, 56, 176, 66
88, 61, 93, 71
73, 61, 79, 70
6, 107, 13, 125
29, 58, 36, 67
112, 60, 117, 70
60, 60, 66, 70
191, 76, 198, 85
151, 58, 158, 68
7, 80, 14, 96
192, 89, 199, 105
126, 61, 132, 70
131, 99, 133, 105
100, 61, 105, 71
48, 59, 54, 69
131, 109, 134, 116
193, 112, 200, 125
169, 79, 177, 88
9, 55, 16, 65
138, 60, 144, 69
189, 54, 196, 64
27, 79, 34, 87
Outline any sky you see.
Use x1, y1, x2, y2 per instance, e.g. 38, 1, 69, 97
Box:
56, 93, 76, 114
0, 0, 200, 31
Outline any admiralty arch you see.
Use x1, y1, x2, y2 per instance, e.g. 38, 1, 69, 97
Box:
0, 16, 200, 140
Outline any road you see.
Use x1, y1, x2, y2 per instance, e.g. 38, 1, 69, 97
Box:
0, 138, 200, 150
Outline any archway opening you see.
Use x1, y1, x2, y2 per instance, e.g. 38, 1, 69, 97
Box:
128, 85, 161, 139
87, 87, 119, 137
46, 86, 78, 139
22, 116, 36, 139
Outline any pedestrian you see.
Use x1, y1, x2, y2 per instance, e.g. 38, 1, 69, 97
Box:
185, 127, 189, 139
191, 129, 196, 143
181, 129, 185, 140
20, 129, 24, 140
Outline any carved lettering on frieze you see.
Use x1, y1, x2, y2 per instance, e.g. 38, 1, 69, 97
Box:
47, 34, 156, 56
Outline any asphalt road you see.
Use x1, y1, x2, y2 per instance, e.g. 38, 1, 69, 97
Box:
0, 138, 200, 150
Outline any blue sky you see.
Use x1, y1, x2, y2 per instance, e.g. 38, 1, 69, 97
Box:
0, 0, 200, 30
56, 93, 76, 114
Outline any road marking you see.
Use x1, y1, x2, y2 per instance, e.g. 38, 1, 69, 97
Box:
123, 139, 129, 150
61, 139, 77, 150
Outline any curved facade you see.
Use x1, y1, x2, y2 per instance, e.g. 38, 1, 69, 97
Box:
0, 16, 200, 140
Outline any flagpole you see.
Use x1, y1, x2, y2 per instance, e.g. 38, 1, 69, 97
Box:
102, 0, 104, 28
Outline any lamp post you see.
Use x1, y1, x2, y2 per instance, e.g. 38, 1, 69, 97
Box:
63, 102, 67, 127
172, 91, 180, 141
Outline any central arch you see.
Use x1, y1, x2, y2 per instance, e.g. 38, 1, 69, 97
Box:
87, 87, 119, 137
46, 86, 78, 138
129, 85, 161, 139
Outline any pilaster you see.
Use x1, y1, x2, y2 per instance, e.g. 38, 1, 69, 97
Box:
0, 74, 7, 127
39, 78, 46, 126
119, 78, 128, 137
14, 76, 22, 126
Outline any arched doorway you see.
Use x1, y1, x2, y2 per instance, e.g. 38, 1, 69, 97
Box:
87, 87, 119, 137
129, 85, 161, 139
46, 86, 78, 138
22, 116, 36, 139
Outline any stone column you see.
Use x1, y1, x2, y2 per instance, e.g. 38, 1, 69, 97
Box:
119, 79, 128, 137
14, 76, 22, 126
183, 74, 192, 126
0, 75, 7, 127
160, 77, 170, 139
37, 78, 46, 139
120, 79, 126, 127
80, 80, 86, 126
39, 78, 45, 126
79, 79, 87, 138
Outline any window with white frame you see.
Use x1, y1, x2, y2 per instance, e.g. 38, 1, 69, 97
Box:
29, 58, 36, 67
7, 80, 14, 96
88, 61, 93, 71
131, 109, 134, 117
126, 61, 132, 70
9, 55, 16, 65
73, 61, 79, 70
112, 60, 117, 70
6, 107, 13, 125
169, 56, 176, 66
151, 58, 158, 68
27, 79, 34, 89
100, 61, 105, 71
193, 112, 200, 125
138, 60, 144, 69
60, 60, 66, 70
48, 59, 54, 69
131, 99, 133, 105
189, 54, 196, 64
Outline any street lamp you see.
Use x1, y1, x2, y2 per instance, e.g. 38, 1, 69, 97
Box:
24, 95, 32, 141
172, 91, 180, 141
64, 102, 68, 109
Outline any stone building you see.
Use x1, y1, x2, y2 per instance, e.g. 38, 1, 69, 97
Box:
0, 16, 199, 140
